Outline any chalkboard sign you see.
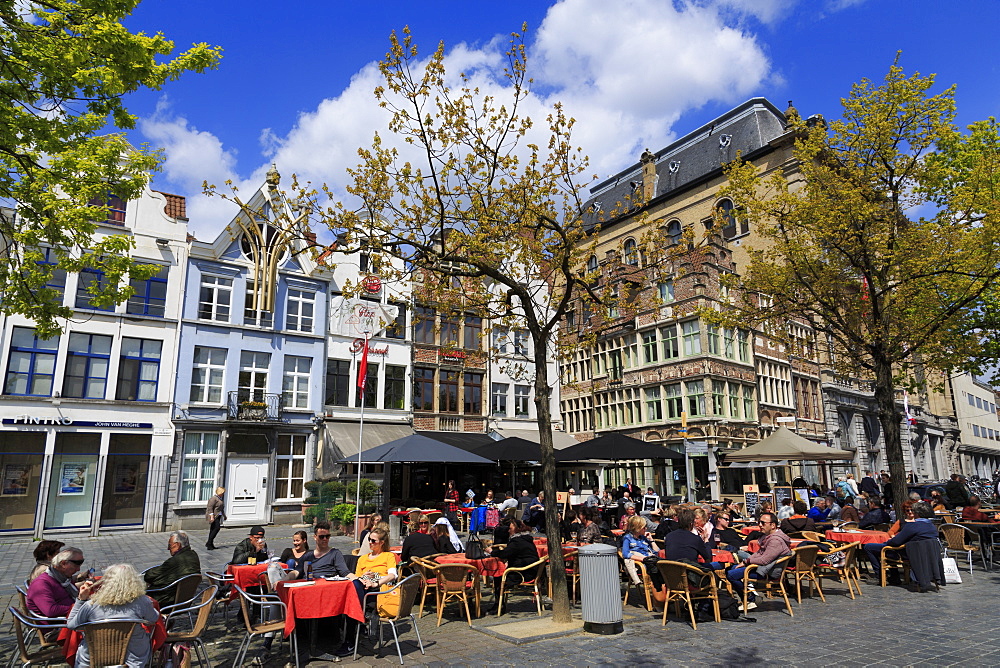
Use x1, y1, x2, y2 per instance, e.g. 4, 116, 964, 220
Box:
642, 494, 659, 512
772, 486, 794, 509
744, 491, 760, 518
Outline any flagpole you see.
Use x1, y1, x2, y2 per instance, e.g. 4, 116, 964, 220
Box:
354, 330, 370, 542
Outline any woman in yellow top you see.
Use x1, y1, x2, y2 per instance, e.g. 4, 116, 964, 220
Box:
340, 527, 397, 657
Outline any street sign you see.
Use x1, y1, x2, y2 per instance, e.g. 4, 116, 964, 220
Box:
685, 440, 709, 455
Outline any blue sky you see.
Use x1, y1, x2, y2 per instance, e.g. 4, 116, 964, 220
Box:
120, 0, 1000, 239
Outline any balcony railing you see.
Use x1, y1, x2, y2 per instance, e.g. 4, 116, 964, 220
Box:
228, 391, 283, 421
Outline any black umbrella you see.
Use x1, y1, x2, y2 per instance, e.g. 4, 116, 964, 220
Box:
472, 437, 544, 462
555, 433, 685, 462
338, 433, 494, 464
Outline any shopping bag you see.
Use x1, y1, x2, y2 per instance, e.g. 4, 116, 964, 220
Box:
942, 556, 962, 584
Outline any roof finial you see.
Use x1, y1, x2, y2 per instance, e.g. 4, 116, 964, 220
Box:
266, 163, 280, 188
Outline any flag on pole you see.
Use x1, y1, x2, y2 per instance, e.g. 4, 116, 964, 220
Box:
357, 337, 370, 390
903, 391, 917, 425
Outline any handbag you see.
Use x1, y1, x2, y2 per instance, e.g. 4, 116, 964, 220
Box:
465, 537, 487, 560
942, 556, 963, 584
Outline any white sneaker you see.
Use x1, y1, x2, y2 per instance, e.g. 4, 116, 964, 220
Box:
738, 601, 758, 612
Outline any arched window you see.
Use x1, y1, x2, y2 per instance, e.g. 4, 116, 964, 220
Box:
623, 238, 638, 266
586, 255, 598, 274
665, 220, 682, 246
717, 199, 748, 239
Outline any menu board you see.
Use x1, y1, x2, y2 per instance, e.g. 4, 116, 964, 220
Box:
744, 491, 760, 518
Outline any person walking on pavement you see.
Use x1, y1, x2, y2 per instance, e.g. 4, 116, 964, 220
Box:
205, 487, 226, 550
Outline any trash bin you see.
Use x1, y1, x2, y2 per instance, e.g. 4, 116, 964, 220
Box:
578, 543, 623, 634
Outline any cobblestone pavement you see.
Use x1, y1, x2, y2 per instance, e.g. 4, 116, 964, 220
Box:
2, 525, 999, 667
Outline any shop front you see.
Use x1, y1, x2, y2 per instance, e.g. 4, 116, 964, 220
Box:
0, 414, 171, 537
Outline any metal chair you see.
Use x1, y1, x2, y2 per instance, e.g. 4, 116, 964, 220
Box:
783, 545, 826, 604
656, 560, 720, 629
232, 584, 298, 668
428, 563, 480, 627
942, 524, 987, 575
76, 619, 152, 668
496, 556, 548, 617
352, 574, 425, 665
547, 549, 580, 603
162, 585, 217, 668
203, 570, 236, 626
12, 586, 67, 653
815, 541, 863, 599
7, 606, 66, 668
147, 573, 203, 610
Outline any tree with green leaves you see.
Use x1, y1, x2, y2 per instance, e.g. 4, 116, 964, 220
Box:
0, 0, 220, 337
306, 26, 605, 623
720, 58, 1000, 513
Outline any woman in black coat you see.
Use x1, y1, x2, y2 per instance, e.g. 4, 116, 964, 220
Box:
488, 520, 538, 584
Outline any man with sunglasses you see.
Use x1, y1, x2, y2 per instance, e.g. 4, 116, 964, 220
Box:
308, 520, 354, 578
27, 546, 85, 619
400, 514, 437, 563
725, 512, 792, 611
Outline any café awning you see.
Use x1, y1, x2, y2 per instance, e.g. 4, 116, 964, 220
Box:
337, 433, 494, 464
555, 433, 685, 462
725, 426, 854, 463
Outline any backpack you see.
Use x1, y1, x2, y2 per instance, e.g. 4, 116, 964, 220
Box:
695, 593, 745, 622
485, 507, 500, 529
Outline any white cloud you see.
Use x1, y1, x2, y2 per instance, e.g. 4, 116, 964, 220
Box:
140, 0, 776, 236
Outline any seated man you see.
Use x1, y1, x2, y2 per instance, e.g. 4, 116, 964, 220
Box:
807, 498, 831, 522
143, 531, 201, 609
726, 513, 792, 611
232, 525, 268, 565
840, 498, 860, 523
497, 491, 519, 514
779, 500, 816, 534
862, 501, 938, 585
663, 508, 726, 570
859, 499, 891, 529
522, 491, 546, 531
308, 521, 355, 578
960, 496, 999, 523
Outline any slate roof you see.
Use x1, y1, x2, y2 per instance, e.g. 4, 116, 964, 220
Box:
582, 97, 788, 230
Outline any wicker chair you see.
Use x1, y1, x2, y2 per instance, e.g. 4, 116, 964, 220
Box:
800, 531, 824, 543
815, 541, 863, 599
877, 544, 909, 586
7, 606, 66, 667
76, 619, 152, 668
783, 545, 826, 604
618, 551, 655, 611
656, 560, 720, 629
232, 584, 298, 668
407, 556, 439, 618
496, 556, 548, 617
352, 574, 426, 665
162, 585, 217, 668
741, 553, 795, 617
942, 524, 987, 575
429, 563, 481, 627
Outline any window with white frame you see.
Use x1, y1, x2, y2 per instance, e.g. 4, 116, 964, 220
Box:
514, 385, 530, 417
282, 356, 311, 409
513, 329, 529, 356
491, 382, 509, 417
492, 326, 509, 354
239, 351, 270, 402
198, 275, 232, 322
244, 280, 273, 328
180, 432, 220, 502
285, 289, 315, 332
190, 347, 226, 404
275, 433, 307, 499
116, 338, 161, 401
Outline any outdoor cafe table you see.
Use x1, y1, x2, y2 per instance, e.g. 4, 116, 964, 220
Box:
435, 553, 506, 578
226, 562, 271, 600
274, 578, 365, 638
825, 529, 891, 544
740, 525, 761, 535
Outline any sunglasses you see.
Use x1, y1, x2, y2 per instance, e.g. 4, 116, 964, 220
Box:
316, 534, 331, 539
368, 538, 381, 543
69, 559, 85, 566
418, 522, 430, 525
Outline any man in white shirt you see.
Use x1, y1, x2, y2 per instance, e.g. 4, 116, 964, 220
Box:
498, 492, 518, 513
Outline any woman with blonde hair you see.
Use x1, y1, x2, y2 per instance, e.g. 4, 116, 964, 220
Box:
67, 563, 159, 668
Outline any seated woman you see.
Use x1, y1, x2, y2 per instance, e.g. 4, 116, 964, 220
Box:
28, 546, 85, 619
621, 515, 666, 604
67, 564, 159, 668
887, 501, 915, 537
280, 530, 310, 572
358, 514, 383, 546
27, 540, 65, 585
339, 528, 397, 657
462, 493, 476, 509
400, 514, 437, 563
618, 503, 638, 531
723, 498, 743, 520
493, 516, 514, 546
431, 522, 458, 554
779, 500, 817, 535
486, 520, 538, 584
576, 507, 603, 544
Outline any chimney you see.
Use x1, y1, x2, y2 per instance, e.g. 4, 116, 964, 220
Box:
640, 148, 657, 201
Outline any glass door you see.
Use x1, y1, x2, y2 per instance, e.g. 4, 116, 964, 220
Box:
45, 433, 101, 530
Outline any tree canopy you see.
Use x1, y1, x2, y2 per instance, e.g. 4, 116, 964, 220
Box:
0, 0, 221, 337
720, 57, 1000, 511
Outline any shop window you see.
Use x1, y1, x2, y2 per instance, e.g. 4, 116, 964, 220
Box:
180, 432, 220, 502
5, 327, 59, 396
283, 356, 312, 409
75, 266, 114, 311
384, 364, 406, 410
100, 434, 150, 527
0, 432, 45, 531
63, 332, 112, 399
325, 359, 350, 406
276, 434, 307, 500
126, 264, 168, 317
116, 338, 161, 401
45, 432, 100, 530
285, 289, 315, 333
190, 347, 226, 404
198, 275, 232, 321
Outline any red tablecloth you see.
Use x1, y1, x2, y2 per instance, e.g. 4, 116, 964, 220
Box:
534, 543, 581, 558
655, 549, 734, 564
740, 525, 761, 535
226, 563, 270, 600
275, 579, 364, 637
435, 553, 506, 578
825, 529, 891, 544
59, 598, 166, 667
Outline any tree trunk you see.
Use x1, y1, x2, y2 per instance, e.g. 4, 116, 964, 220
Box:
534, 342, 572, 623
873, 353, 908, 514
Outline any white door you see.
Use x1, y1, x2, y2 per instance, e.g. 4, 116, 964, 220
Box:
226, 458, 268, 524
